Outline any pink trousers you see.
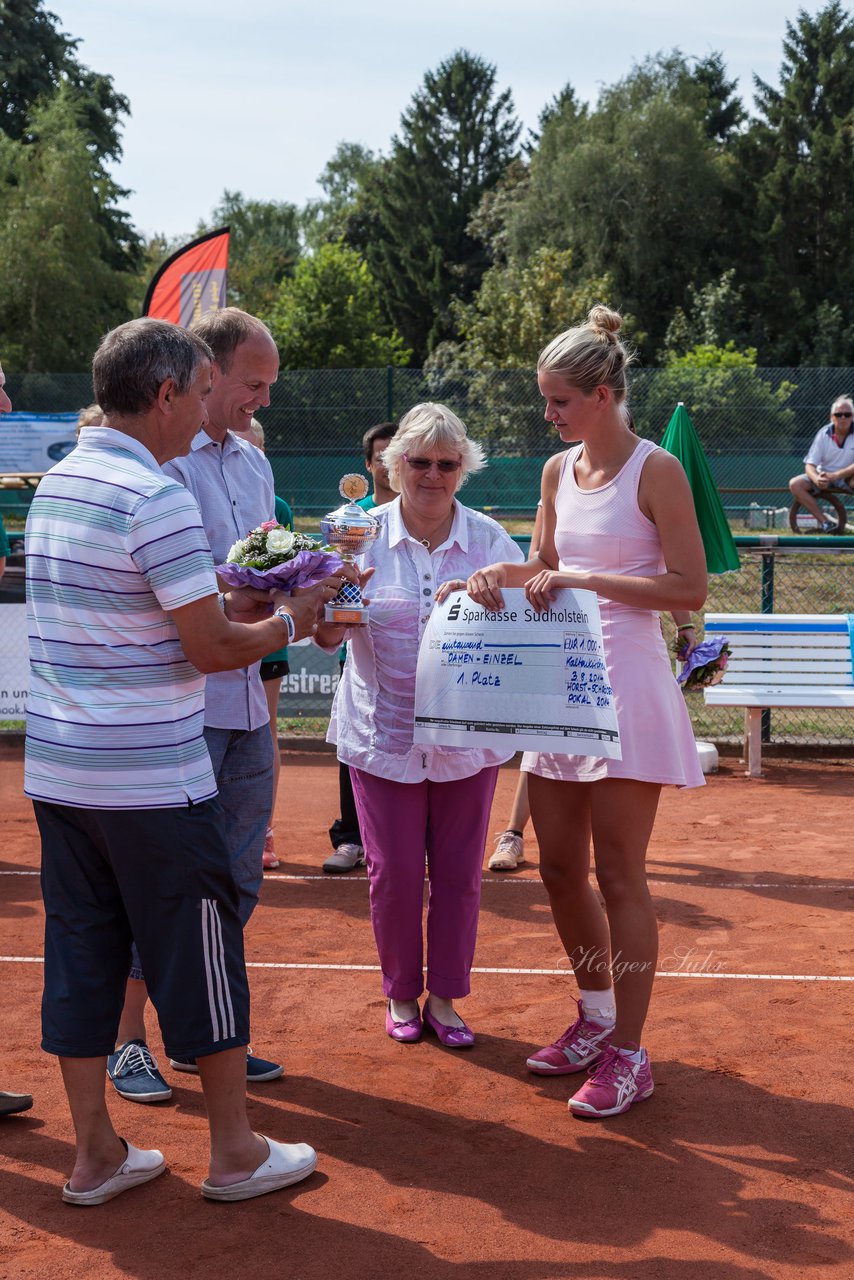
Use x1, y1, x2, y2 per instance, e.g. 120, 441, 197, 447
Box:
349, 766, 499, 1000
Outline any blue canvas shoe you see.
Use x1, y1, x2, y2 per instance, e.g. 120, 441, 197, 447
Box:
169, 1049, 283, 1082
107, 1040, 173, 1103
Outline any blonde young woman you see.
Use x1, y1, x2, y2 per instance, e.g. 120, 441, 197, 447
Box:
453, 307, 707, 1116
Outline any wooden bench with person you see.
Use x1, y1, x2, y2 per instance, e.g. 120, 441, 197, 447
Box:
703, 612, 854, 776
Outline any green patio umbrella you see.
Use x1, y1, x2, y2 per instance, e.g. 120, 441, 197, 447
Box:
659, 402, 740, 574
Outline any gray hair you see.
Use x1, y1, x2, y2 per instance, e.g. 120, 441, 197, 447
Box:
538, 304, 634, 403
831, 394, 854, 414
383, 402, 486, 493
190, 307, 273, 372
93, 319, 212, 417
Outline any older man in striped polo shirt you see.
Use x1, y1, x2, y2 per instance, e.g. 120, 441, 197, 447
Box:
26, 319, 332, 1205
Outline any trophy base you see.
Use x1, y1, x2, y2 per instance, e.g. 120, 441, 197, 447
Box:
326, 602, 369, 626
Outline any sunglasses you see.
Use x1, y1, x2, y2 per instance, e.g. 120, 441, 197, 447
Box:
832, 411, 853, 418
403, 454, 462, 473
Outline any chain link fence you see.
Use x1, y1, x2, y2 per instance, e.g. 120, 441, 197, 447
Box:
6, 365, 854, 522
3, 368, 853, 746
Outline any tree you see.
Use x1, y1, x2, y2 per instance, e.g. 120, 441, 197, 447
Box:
0, 89, 138, 370
197, 190, 301, 316
661, 270, 749, 358
634, 343, 797, 446
1, 0, 126, 156
502, 54, 742, 358
302, 142, 381, 250
362, 50, 520, 361
748, 2, 854, 363
443, 248, 623, 369
1, 0, 141, 272
266, 242, 411, 368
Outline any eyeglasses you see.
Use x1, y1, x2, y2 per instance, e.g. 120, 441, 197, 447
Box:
403, 454, 462, 473
832, 411, 853, 418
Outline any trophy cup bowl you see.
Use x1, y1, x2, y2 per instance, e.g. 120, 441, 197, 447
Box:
321, 475, 379, 625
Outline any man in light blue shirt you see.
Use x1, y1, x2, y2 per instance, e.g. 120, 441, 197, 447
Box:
115, 310, 288, 1088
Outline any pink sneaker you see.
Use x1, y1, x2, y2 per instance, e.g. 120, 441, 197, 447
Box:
568, 1044, 654, 1118
262, 827, 279, 871
526, 999, 613, 1075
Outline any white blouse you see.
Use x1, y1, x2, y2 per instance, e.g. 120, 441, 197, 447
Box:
324, 497, 525, 783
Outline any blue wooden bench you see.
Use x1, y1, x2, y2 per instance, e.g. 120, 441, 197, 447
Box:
703, 613, 854, 776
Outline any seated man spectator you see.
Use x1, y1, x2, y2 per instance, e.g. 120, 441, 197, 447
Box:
26, 318, 333, 1203
789, 395, 854, 532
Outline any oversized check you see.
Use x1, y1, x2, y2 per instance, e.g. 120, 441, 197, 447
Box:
414, 588, 621, 758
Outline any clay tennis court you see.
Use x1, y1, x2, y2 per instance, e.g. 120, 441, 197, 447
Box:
1, 746, 852, 1279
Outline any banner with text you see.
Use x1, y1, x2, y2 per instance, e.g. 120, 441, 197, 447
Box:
414, 588, 620, 757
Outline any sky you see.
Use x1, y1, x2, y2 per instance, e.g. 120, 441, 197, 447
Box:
53, 0, 822, 241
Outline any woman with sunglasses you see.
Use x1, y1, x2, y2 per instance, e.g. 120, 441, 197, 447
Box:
314, 403, 523, 1045
452, 306, 707, 1117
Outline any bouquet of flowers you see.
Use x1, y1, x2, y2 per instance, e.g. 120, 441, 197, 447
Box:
674, 634, 732, 692
216, 521, 343, 592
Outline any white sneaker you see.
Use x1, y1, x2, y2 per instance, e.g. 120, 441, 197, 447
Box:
323, 842, 366, 874
487, 831, 525, 871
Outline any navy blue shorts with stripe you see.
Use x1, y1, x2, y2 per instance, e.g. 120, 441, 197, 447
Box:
35, 797, 250, 1059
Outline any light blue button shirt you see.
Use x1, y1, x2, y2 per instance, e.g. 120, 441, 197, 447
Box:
164, 429, 275, 730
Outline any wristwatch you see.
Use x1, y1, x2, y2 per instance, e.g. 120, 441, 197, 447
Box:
273, 606, 296, 644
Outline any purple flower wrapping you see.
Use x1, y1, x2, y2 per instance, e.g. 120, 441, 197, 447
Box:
216, 549, 344, 592
677, 635, 731, 687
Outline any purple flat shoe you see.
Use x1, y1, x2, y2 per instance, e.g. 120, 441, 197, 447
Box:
423, 1004, 475, 1049
385, 1002, 422, 1043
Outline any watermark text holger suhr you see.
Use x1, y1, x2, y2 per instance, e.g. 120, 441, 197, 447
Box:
562, 945, 727, 979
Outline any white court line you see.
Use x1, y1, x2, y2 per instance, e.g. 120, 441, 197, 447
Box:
2, 870, 853, 891
1, 955, 852, 981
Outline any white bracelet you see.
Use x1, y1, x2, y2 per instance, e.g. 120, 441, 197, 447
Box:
273, 606, 296, 644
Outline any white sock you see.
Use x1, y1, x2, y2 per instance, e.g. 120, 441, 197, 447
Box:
579, 987, 616, 1024
617, 1046, 646, 1064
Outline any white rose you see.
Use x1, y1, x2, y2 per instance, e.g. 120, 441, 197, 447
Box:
226, 539, 247, 563
266, 528, 295, 556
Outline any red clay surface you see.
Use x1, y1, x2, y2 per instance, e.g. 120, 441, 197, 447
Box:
1, 749, 853, 1280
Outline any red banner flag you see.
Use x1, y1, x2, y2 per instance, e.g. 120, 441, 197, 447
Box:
142, 227, 230, 325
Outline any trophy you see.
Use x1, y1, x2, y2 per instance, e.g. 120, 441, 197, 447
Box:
321, 475, 380, 624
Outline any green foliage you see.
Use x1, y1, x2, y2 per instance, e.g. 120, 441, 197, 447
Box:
303, 142, 381, 251
635, 343, 797, 444
361, 50, 520, 362
267, 242, 411, 369
0, 0, 140, 271
0, 89, 137, 370
198, 190, 301, 316
749, 1, 854, 363
424, 250, 628, 454
0, 0, 128, 159
0, 0, 139, 367
442, 248, 623, 369
661, 270, 749, 357
503, 53, 740, 359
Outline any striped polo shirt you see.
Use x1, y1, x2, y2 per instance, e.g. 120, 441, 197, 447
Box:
24, 428, 219, 809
